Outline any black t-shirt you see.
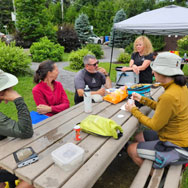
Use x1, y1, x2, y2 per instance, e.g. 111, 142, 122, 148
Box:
74, 69, 106, 104
131, 52, 153, 83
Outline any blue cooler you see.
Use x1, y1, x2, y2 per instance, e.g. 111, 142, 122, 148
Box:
127, 85, 151, 97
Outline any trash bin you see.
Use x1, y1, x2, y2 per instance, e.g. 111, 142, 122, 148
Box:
105, 36, 109, 42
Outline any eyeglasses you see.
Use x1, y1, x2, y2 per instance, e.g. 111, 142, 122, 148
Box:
88, 61, 99, 67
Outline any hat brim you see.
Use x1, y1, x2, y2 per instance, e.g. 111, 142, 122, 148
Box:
151, 64, 184, 76
0, 73, 18, 91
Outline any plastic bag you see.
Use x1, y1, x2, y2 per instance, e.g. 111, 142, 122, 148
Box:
103, 86, 128, 104
79, 115, 123, 139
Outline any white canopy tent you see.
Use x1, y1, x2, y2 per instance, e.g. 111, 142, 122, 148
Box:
114, 5, 188, 36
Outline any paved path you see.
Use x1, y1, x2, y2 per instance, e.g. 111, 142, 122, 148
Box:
30, 45, 124, 92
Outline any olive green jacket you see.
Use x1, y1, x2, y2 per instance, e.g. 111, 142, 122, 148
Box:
131, 81, 188, 147
0, 97, 33, 139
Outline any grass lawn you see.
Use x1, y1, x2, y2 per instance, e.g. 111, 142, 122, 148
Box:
0, 76, 74, 120
64, 62, 127, 83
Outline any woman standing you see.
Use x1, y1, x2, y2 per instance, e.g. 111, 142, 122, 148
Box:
122, 36, 153, 83
32, 60, 70, 116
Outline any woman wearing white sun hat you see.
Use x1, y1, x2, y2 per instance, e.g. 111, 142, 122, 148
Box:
125, 52, 188, 167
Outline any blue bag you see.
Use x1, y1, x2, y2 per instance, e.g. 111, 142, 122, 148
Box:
30, 111, 49, 125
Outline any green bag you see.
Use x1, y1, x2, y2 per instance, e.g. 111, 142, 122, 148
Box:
79, 115, 123, 139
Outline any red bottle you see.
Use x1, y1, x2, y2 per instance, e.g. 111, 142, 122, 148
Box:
74, 125, 81, 141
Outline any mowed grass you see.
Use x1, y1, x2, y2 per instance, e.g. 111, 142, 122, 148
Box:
0, 76, 74, 120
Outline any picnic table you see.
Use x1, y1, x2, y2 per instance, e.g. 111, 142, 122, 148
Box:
0, 87, 164, 188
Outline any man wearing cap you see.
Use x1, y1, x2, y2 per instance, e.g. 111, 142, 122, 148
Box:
125, 52, 188, 167
0, 70, 34, 188
74, 54, 112, 104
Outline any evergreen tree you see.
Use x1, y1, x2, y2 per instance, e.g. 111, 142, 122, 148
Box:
109, 9, 133, 48
74, 13, 92, 44
0, 0, 14, 33
15, 0, 56, 47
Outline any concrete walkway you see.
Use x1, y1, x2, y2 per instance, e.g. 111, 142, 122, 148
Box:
30, 45, 124, 92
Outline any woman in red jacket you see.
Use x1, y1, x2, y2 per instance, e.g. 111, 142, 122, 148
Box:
32, 60, 70, 116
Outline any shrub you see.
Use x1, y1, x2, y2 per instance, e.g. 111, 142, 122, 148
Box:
117, 52, 131, 64
69, 48, 94, 70
0, 41, 31, 75
85, 44, 103, 59
125, 42, 133, 54
57, 23, 81, 53
148, 35, 165, 52
177, 36, 188, 57
30, 37, 64, 62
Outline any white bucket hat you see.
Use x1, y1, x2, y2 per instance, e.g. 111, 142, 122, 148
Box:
150, 52, 184, 76
0, 70, 18, 91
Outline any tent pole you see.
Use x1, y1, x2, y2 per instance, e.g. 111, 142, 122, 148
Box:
109, 29, 115, 76
142, 30, 145, 35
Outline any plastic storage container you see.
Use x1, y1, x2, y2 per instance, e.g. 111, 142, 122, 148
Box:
51, 143, 84, 171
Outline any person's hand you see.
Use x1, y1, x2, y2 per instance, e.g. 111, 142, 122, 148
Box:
125, 100, 136, 112
132, 92, 142, 102
0, 88, 21, 103
97, 88, 106, 96
97, 67, 107, 76
37, 104, 51, 114
121, 67, 129, 72
132, 64, 139, 74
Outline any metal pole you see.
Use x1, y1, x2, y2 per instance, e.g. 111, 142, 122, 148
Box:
61, 0, 63, 22
108, 29, 115, 76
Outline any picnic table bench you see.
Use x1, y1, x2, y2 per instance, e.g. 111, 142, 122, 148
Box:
0, 86, 163, 188
130, 159, 183, 188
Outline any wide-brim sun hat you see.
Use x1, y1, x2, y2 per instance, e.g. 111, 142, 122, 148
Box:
0, 70, 18, 91
150, 52, 184, 76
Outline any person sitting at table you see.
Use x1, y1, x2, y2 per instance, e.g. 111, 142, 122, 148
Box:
125, 52, 188, 168
121, 35, 154, 84
0, 70, 34, 188
32, 60, 70, 116
74, 54, 112, 104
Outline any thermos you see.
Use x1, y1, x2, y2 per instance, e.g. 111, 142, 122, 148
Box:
84, 85, 92, 113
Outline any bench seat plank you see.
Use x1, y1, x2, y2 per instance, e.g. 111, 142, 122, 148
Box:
164, 165, 183, 188
148, 168, 164, 188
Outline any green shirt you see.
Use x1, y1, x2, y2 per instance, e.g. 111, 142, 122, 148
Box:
131, 81, 188, 147
0, 97, 33, 139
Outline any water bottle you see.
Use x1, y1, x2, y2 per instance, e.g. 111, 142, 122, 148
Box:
84, 85, 92, 113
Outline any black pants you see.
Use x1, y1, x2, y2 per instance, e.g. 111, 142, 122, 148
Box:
0, 169, 18, 188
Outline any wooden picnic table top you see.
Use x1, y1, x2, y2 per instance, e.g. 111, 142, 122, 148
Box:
0, 87, 164, 188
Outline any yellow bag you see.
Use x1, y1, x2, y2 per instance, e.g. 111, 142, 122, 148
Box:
103, 86, 128, 104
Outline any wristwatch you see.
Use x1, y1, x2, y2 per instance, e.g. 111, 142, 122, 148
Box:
105, 73, 109, 77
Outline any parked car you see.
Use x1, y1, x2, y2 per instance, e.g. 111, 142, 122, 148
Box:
88, 34, 102, 44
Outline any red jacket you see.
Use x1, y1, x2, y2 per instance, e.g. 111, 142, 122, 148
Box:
32, 81, 70, 116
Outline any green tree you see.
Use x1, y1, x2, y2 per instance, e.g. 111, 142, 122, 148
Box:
15, 0, 56, 47
109, 9, 133, 48
0, 0, 14, 33
74, 13, 92, 44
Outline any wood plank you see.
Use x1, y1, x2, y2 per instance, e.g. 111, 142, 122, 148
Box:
130, 160, 153, 188
60, 106, 153, 188
0, 102, 111, 172
148, 168, 164, 188
163, 165, 183, 188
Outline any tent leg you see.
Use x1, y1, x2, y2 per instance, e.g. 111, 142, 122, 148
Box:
109, 30, 115, 76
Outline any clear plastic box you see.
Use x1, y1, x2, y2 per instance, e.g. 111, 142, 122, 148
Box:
51, 143, 84, 171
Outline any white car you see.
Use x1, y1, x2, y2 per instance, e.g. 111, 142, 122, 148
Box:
88, 34, 102, 44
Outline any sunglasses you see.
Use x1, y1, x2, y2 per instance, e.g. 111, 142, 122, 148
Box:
88, 61, 99, 67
